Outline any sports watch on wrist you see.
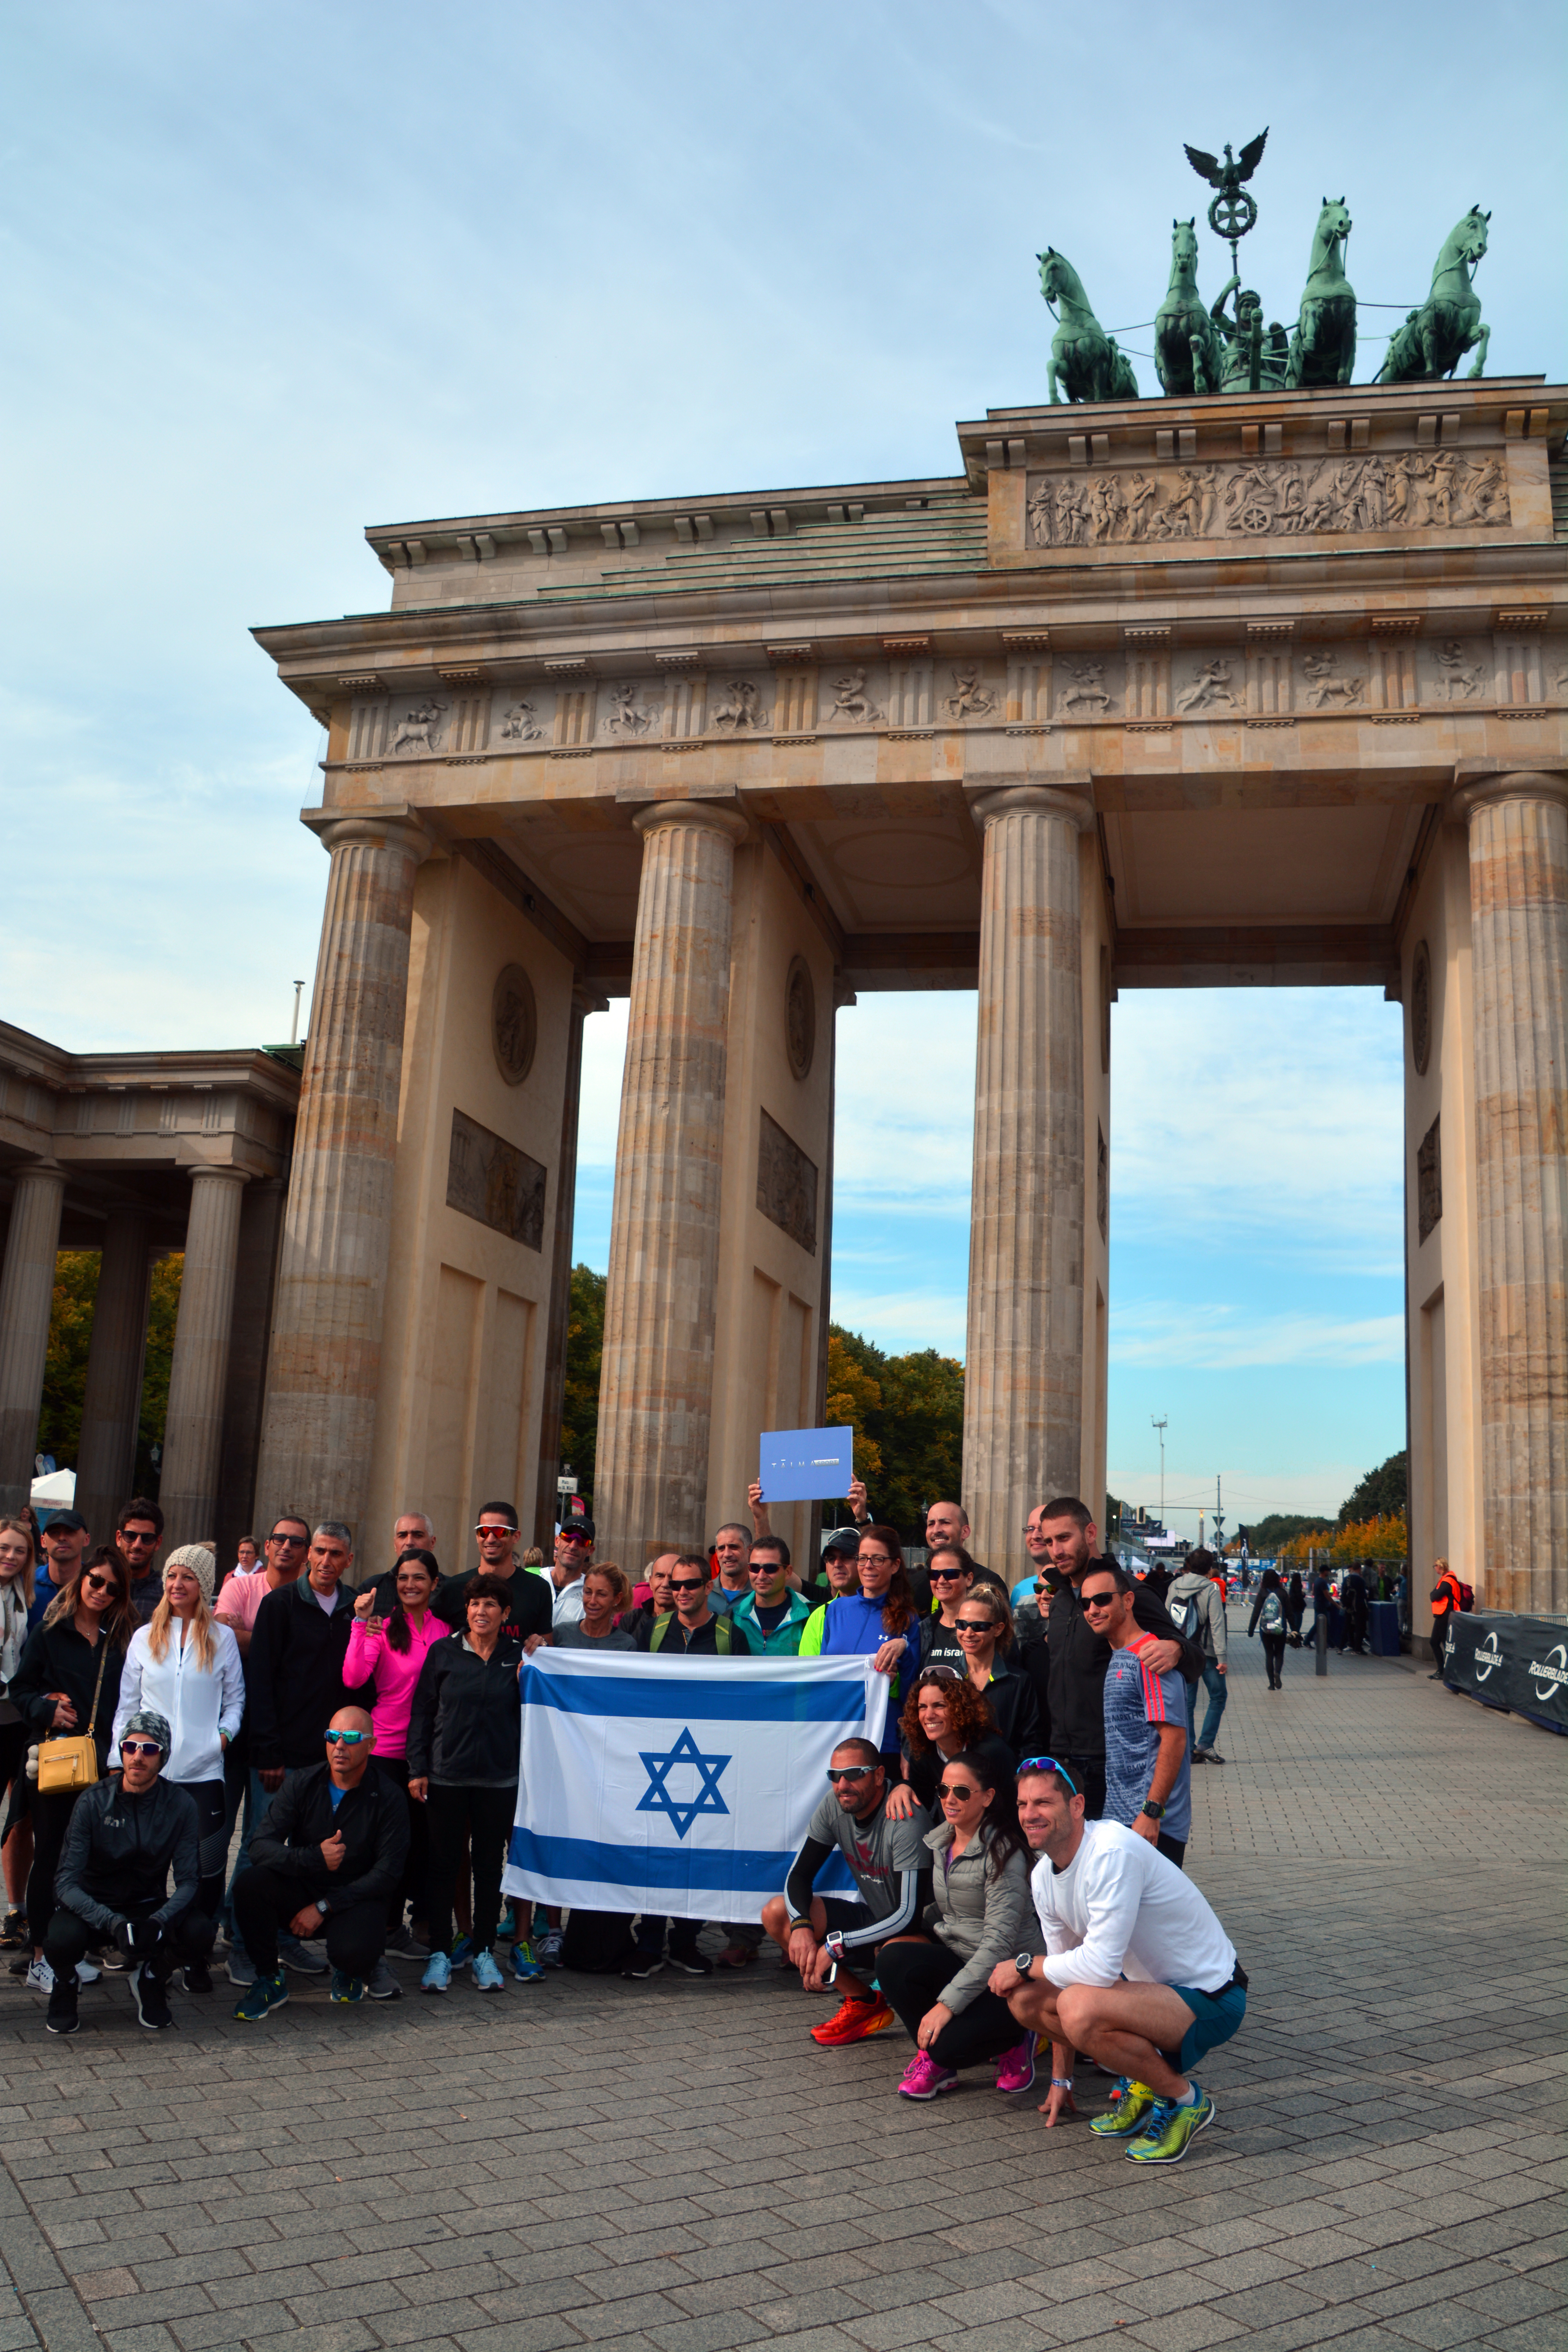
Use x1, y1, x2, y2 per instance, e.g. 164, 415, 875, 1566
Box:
1013, 1949, 1033, 1978
825, 1929, 846, 1960
1140, 1798, 1166, 1820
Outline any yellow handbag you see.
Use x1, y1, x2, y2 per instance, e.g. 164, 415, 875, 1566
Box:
36, 1637, 109, 1795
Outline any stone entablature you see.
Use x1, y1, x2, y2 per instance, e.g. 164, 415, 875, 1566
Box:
0, 1028, 299, 1187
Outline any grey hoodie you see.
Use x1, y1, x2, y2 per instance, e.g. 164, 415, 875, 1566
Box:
1168, 1571, 1228, 1665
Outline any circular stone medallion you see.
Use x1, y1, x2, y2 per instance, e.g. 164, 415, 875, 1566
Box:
492, 964, 537, 1085
1410, 940, 1432, 1076
785, 955, 815, 1081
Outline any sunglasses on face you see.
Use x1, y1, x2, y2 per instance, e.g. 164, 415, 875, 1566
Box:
120, 1740, 162, 1759
826, 1765, 877, 1783
670, 1579, 706, 1594
270, 1532, 309, 1548
929, 1567, 969, 1583
120, 1531, 158, 1548
324, 1730, 370, 1746
82, 1573, 120, 1595
475, 1524, 515, 1539
955, 1621, 994, 1635
1080, 1591, 1118, 1612
940, 1783, 976, 1802
557, 1531, 591, 1546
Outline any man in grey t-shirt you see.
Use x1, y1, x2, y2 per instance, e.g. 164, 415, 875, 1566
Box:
761, 1739, 931, 2047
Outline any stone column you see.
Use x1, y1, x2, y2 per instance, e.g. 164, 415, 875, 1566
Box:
1455, 769, 1568, 1615
534, 982, 604, 1551
594, 802, 749, 1560
0, 1160, 67, 1514
254, 814, 428, 1541
963, 786, 1093, 1566
158, 1169, 249, 1553
75, 1207, 152, 1542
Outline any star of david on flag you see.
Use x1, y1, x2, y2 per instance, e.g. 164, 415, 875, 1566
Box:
503, 1650, 889, 1924
636, 1727, 731, 1838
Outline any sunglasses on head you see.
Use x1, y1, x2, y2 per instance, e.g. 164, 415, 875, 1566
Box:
120, 1739, 162, 1758
1016, 1755, 1080, 1795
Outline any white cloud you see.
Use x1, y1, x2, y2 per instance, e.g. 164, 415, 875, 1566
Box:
1111, 1300, 1405, 1370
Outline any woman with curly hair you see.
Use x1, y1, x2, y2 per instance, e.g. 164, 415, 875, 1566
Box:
887, 1666, 1014, 1819
820, 1525, 921, 1764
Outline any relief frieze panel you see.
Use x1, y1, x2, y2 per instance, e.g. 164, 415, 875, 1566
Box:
1027, 450, 1510, 548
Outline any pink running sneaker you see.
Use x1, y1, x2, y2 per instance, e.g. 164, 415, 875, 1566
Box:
897, 2051, 959, 2102
995, 2032, 1038, 2094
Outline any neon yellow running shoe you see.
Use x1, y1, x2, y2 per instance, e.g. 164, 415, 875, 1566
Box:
1090, 2077, 1156, 2137
1125, 2083, 1216, 2163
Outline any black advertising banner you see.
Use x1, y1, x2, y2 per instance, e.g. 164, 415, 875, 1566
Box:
1446, 1615, 1568, 1730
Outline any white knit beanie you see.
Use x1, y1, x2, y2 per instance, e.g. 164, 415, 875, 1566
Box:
163, 1544, 216, 1606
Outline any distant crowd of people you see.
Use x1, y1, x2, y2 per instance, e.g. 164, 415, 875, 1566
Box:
0, 1483, 1316, 2158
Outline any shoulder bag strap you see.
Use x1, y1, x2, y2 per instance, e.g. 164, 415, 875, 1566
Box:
84, 1630, 111, 1740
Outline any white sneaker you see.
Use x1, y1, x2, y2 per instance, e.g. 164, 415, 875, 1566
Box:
74, 1957, 101, 1985
25, 1957, 54, 1994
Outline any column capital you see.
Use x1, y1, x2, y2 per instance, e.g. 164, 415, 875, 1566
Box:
969, 783, 1096, 834
1451, 766, 1568, 824
632, 799, 751, 847
303, 806, 435, 861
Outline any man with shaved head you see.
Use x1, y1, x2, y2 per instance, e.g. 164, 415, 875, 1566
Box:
229, 1705, 410, 2018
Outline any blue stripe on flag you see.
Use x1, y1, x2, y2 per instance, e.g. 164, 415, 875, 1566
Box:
509, 1828, 794, 1893
519, 1669, 867, 1722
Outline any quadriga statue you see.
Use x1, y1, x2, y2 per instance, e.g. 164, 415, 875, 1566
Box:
1375, 206, 1491, 381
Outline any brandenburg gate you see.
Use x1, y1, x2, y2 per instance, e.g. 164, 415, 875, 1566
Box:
250, 372, 1568, 1629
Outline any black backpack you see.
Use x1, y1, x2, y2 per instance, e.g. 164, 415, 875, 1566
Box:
561, 1910, 637, 1974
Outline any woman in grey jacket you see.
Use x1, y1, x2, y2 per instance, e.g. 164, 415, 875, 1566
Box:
877, 1749, 1041, 2102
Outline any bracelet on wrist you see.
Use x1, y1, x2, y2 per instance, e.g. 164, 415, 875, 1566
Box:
1051, 2076, 1074, 2088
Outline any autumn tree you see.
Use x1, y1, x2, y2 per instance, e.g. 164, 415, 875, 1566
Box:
38, 1249, 181, 1494
559, 1263, 606, 1493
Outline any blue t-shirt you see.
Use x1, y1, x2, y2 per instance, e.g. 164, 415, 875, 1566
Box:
820, 1593, 919, 1753
328, 1782, 347, 1812
1103, 1637, 1192, 1842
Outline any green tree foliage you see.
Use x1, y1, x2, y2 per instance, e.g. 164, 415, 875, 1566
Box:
1337, 1450, 1407, 1527
1247, 1512, 1330, 1552
560, 1262, 606, 1495
38, 1249, 181, 1495
828, 1323, 964, 1538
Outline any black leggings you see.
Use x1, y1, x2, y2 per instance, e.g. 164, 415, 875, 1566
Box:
1261, 1631, 1287, 1686
376, 1757, 429, 1929
426, 1784, 514, 1956
878, 1933, 1028, 2071
170, 1779, 227, 1926
27, 1787, 87, 1951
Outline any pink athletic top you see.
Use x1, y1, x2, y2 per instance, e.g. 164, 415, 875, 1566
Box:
343, 1611, 448, 1758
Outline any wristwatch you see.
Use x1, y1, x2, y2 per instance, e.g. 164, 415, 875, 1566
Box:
825, 1930, 846, 1960
1140, 1799, 1166, 1821
1013, 1949, 1034, 1978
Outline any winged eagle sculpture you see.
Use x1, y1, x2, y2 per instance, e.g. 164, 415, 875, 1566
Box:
1184, 129, 1269, 202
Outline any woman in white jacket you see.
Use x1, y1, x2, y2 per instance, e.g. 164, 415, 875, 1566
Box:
112, 1545, 243, 1982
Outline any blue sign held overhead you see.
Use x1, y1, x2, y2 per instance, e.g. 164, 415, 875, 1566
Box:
758, 1425, 854, 1504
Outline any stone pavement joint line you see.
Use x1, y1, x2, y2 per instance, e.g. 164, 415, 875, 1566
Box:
1, 1622, 1563, 2352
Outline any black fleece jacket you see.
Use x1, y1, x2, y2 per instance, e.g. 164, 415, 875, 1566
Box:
247, 1577, 357, 1769
249, 1760, 409, 1912
55, 1775, 199, 1931
406, 1633, 524, 1786
9, 1618, 125, 1772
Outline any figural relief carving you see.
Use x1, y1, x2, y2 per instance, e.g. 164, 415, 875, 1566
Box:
492, 965, 538, 1086
499, 700, 544, 740
1300, 651, 1365, 708
712, 680, 767, 732
1058, 659, 1113, 715
1436, 641, 1485, 700
605, 683, 660, 737
943, 666, 996, 720
1027, 451, 1509, 547
390, 698, 447, 754
829, 667, 883, 724
1174, 658, 1241, 714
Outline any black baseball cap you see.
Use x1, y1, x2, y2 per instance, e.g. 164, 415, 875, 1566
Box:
559, 1516, 595, 1541
42, 1510, 88, 1536
821, 1527, 861, 1557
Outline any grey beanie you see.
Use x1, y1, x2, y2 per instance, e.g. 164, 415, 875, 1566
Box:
121, 1709, 173, 1756
162, 1544, 216, 1606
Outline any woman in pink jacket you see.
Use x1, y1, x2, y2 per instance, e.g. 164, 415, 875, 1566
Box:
346, 1549, 445, 1959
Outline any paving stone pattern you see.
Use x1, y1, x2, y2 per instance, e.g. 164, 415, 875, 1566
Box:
1, 1616, 1563, 2352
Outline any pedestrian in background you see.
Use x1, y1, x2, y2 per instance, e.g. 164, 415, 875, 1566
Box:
1248, 1570, 1290, 1690
1167, 1548, 1229, 1764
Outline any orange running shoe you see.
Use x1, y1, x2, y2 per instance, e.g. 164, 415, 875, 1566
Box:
809, 1995, 896, 2047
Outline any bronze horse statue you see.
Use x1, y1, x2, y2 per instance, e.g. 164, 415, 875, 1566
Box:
1038, 247, 1138, 403
1154, 218, 1224, 395
1375, 207, 1491, 381
1286, 198, 1357, 387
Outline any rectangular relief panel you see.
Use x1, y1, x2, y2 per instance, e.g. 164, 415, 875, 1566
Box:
428, 1264, 483, 1552
447, 1109, 547, 1250
480, 1288, 535, 1510
756, 1108, 818, 1254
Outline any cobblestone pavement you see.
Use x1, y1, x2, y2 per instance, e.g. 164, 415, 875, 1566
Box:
1, 1616, 1563, 2352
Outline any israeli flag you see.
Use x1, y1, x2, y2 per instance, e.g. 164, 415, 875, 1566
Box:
502, 1650, 889, 1923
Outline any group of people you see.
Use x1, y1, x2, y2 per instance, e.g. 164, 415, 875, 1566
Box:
0, 1482, 1252, 2154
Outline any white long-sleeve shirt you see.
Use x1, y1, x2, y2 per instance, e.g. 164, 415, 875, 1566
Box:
1030, 1818, 1237, 1993
111, 1621, 245, 1784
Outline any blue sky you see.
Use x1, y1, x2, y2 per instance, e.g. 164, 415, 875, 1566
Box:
5, 0, 1562, 1528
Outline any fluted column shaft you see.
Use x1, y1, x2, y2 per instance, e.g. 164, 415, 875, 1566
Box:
594, 803, 748, 1560
158, 1169, 249, 1553
255, 815, 427, 1539
963, 787, 1091, 1566
1459, 770, 1568, 1614
76, 1207, 152, 1541
0, 1161, 68, 1514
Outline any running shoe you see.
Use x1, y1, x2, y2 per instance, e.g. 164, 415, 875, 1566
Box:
385, 1924, 429, 1961
508, 1940, 544, 1983
897, 2051, 958, 2100
667, 1947, 713, 1977
0, 1910, 27, 1949
281, 1937, 328, 1975
1090, 2076, 1157, 2137
621, 1949, 665, 1980
447, 1934, 473, 1967
995, 2033, 1038, 2094
329, 1970, 366, 2004
130, 1965, 174, 2030
99, 1946, 129, 1972
471, 1952, 505, 1991
24, 1957, 54, 1995
367, 1961, 401, 2001
181, 1961, 212, 1995
716, 1944, 758, 1969
226, 1948, 257, 1988
1125, 2084, 1215, 2164
809, 1995, 895, 2047
420, 1951, 452, 1995
74, 1956, 101, 1986
536, 1929, 564, 1969
45, 1983, 80, 2036
233, 1968, 288, 2022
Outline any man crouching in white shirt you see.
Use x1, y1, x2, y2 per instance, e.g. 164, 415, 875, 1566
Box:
986, 1758, 1247, 2165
